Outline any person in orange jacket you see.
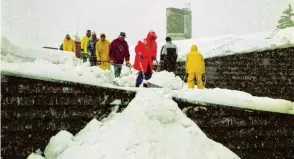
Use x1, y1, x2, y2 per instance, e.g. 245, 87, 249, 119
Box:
62, 34, 75, 53
133, 30, 157, 87
186, 44, 205, 89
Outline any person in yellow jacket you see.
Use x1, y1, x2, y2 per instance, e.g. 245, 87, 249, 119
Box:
81, 30, 91, 53
96, 33, 111, 70
62, 34, 75, 53
186, 45, 205, 89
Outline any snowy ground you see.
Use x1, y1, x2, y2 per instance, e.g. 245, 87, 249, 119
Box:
1, 35, 294, 114
129, 27, 294, 62
27, 89, 240, 159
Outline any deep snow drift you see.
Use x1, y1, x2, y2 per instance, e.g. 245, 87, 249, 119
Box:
28, 89, 240, 159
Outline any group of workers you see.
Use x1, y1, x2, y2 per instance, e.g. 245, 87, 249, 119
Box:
60, 30, 205, 89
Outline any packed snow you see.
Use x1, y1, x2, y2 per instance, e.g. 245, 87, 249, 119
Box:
129, 27, 294, 62
30, 89, 240, 159
1, 34, 294, 115
174, 87, 294, 114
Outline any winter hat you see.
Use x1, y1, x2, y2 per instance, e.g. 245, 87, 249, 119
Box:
119, 32, 126, 37
65, 34, 70, 38
92, 31, 96, 35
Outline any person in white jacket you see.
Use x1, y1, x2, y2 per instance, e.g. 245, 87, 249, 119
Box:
159, 37, 178, 72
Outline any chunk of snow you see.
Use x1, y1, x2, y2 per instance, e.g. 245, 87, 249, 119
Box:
27, 153, 45, 159
110, 99, 122, 105
148, 71, 183, 90
44, 130, 73, 159
49, 89, 240, 159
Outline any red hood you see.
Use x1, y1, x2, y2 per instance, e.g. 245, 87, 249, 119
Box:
145, 30, 157, 42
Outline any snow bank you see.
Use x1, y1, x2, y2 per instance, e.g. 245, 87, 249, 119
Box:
39, 89, 240, 159
174, 87, 294, 114
129, 27, 294, 62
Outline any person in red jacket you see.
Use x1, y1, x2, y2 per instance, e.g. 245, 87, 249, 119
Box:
133, 30, 157, 87
109, 32, 131, 78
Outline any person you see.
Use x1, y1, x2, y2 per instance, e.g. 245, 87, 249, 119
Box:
109, 32, 131, 78
87, 32, 99, 66
62, 34, 75, 52
96, 33, 111, 70
133, 30, 157, 87
81, 30, 91, 53
160, 36, 178, 72
186, 44, 205, 89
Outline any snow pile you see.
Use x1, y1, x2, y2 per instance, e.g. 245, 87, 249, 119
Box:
148, 71, 183, 90
174, 88, 294, 114
37, 89, 240, 159
129, 27, 294, 61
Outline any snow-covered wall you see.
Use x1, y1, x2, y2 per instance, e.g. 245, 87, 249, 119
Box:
170, 46, 294, 101
2, 75, 294, 159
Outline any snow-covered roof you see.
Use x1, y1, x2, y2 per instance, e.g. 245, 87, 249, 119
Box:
129, 27, 294, 62
1, 36, 294, 115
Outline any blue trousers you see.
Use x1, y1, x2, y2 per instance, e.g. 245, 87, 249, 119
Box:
136, 64, 152, 87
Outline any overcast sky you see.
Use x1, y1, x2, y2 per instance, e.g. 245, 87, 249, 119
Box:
1, 0, 292, 47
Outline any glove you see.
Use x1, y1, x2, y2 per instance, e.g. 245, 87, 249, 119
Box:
126, 61, 132, 67
152, 57, 156, 61
140, 55, 144, 60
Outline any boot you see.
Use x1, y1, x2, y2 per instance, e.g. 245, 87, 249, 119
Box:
143, 83, 148, 88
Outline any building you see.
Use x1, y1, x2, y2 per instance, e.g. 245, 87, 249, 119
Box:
166, 7, 192, 40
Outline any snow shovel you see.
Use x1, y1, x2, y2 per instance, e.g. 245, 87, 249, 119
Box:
155, 60, 160, 72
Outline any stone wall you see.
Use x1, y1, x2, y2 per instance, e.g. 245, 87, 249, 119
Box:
176, 99, 294, 159
170, 47, 294, 101
1, 75, 294, 158
1, 75, 136, 158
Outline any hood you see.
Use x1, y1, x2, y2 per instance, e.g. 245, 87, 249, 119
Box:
64, 38, 72, 41
146, 30, 157, 41
190, 45, 198, 52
